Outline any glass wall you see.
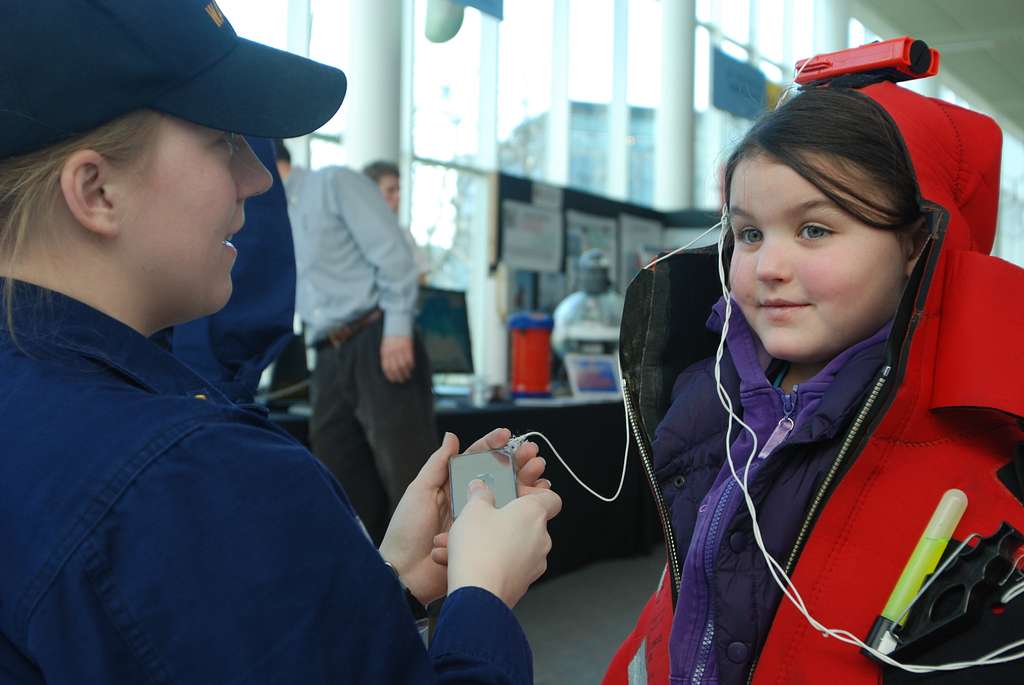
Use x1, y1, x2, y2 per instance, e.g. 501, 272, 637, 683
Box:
566, 0, 614, 196
217, 0, 289, 50
400, 0, 499, 376
998, 132, 1024, 267
411, 0, 483, 165
626, 0, 661, 206
408, 163, 486, 289
496, 1, 553, 179
692, 0, 815, 208
308, 0, 350, 168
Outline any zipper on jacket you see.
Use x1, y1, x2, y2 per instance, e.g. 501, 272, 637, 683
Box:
623, 377, 682, 596
781, 387, 796, 415
691, 476, 735, 684
743, 366, 891, 685
693, 395, 797, 683
758, 391, 797, 459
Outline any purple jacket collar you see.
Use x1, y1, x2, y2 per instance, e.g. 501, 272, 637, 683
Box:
707, 297, 891, 448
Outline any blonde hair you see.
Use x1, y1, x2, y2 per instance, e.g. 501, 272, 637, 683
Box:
0, 109, 162, 335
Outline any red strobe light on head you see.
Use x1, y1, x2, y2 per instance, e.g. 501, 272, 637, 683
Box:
794, 37, 940, 86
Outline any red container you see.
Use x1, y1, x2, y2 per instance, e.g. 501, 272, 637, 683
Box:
508, 312, 554, 398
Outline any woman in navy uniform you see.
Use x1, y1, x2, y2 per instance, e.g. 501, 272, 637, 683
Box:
0, 2, 561, 683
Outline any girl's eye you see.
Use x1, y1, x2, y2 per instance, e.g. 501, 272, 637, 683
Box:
800, 224, 831, 239
737, 227, 762, 244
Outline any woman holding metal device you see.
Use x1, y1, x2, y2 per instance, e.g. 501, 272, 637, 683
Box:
0, 2, 559, 683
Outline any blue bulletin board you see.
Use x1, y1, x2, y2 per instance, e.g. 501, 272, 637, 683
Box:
712, 47, 767, 120
455, 0, 503, 20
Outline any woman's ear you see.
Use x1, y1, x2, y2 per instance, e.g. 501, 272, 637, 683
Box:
58, 150, 121, 239
903, 216, 929, 278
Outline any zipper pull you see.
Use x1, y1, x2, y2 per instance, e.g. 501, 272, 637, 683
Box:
758, 416, 795, 459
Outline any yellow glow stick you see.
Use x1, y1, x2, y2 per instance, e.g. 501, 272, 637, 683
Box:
881, 489, 968, 625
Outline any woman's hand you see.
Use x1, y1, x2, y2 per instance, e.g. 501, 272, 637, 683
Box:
447, 476, 562, 609
378, 428, 550, 606
428, 434, 552, 567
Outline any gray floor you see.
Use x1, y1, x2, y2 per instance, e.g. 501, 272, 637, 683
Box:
514, 545, 666, 685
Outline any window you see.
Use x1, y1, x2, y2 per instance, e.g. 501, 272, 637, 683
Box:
627, 0, 661, 205
692, 0, 818, 209
412, 0, 483, 164
569, 102, 609, 194
720, 0, 750, 45
408, 162, 483, 289
996, 132, 1024, 266
217, 0, 289, 50
791, 0, 815, 65
848, 17, 880, 49
310, 138, 347, 170
497, 0, 553, 179
308, 0, 351, 154
567, 0, 614, 194
757, 0, 785, 64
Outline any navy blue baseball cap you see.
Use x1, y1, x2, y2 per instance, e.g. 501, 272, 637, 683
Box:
0, 0, 347, 159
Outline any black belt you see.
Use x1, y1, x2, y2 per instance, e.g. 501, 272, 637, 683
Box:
312, 309, 382, 351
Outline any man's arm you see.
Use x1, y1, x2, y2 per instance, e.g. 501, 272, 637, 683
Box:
329, 168, 419, 382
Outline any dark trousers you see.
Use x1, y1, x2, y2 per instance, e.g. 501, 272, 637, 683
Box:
309, 319, 438, 545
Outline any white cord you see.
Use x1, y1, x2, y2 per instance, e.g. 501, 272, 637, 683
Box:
998, 551, 1024, 586
1003, 581, 1024, 605
775, 52, 813, 110
511, 396, 631, 503
894, 534, 980, 626
711, 215, 1024, 672
644, 217, 726, 271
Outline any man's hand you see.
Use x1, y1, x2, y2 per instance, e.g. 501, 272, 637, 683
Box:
380, 335, 414, 383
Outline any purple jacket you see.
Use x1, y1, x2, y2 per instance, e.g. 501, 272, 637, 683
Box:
655, 299, 889, 684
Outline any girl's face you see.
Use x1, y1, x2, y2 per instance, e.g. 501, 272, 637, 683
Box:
728, 155, 918, 376
119, 116, 271, 332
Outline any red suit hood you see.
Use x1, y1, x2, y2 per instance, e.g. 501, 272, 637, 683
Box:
862, 81, 1024, 423
864, 81, 1002, 254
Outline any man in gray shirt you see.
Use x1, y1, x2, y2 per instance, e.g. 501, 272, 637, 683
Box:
275, 141, 437, 544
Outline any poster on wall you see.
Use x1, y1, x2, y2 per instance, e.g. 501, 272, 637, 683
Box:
618, 214, 663, 291
565, 210, 618, 291
501, 200, 563, 273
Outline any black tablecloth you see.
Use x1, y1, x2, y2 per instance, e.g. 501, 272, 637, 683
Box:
269, 399, 662, 580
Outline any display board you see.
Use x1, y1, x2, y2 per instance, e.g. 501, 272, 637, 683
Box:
495, 172, 720, 312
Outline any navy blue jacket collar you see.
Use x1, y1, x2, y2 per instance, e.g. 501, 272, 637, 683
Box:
2, 280, 229, 404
